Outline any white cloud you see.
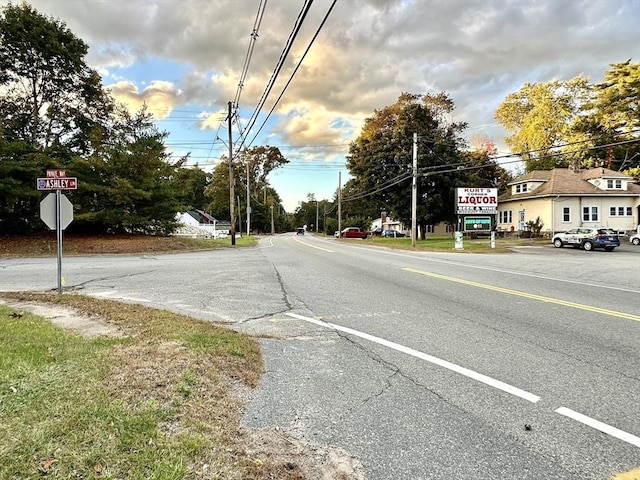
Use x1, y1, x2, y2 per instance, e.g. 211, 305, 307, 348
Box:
4, 0, 638, 209
105, 80, 180, 119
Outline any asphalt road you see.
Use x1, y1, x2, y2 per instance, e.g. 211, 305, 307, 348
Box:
1, 235, 639, 479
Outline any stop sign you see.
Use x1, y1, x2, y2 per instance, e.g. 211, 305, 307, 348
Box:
40, 193, 74, 230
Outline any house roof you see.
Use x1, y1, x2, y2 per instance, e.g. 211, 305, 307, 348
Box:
186, 210, 218, 224
499, 168, 640, 201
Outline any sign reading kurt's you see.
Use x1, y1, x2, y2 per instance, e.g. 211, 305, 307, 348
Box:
455, 188, 498, 215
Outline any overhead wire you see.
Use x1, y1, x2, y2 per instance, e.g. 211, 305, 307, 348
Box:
244, 0, 338, 149
235, 0, 314, 152
233, 0, 268, 111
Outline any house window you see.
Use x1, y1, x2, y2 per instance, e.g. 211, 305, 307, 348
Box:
515, 184, 528, 193
610, 206, 632, 216
606, 179, 622, 189
499, 210, 512, 223
562, 207, 570, 222
582, 206, 598, 222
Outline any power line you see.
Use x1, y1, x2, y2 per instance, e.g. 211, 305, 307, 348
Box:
235, 0, 314, 152
244, 0, 338, 149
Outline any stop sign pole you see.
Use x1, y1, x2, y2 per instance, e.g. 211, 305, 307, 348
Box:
55, 189, 63, 294
38, 170, 76, 294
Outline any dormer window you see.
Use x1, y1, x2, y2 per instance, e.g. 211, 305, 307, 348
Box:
515, 183, 528, 193
606, 179, 622, 189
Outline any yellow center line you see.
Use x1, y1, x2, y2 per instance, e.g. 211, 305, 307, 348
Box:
403, 267, 640, 322
292, 237, 334, 253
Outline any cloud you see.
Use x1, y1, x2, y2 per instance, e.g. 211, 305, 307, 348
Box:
105, 80, 181, 119
3, 0, 638, 209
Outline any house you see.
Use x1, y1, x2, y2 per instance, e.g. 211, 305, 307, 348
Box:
371, 211, 406, 234
175, 210, 232, 238
497, 167, 640, 235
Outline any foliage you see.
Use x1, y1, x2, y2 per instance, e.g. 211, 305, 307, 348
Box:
171, 163, 211, 212
345, 92, 469, 233
460, 149, 512, 192
572, 60, 640, 171
205, 147, 290, 233
0, 4, 224, 235
495, 61, 640, 173
69, 106, 185, 234
0, 3, 112, 233
494, 77, 590, 171
525, 216, 544, 237
293, 194, 338, 233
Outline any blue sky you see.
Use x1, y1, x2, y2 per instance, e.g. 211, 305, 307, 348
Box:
4, 0, 639, 211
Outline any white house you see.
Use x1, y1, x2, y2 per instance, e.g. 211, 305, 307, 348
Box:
175, 210, 231, 238
497, 167, 640, 235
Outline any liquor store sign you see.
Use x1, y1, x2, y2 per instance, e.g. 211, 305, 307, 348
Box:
455, 187, 497, 215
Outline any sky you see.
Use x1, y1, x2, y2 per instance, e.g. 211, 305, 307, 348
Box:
3, 0, 639, 212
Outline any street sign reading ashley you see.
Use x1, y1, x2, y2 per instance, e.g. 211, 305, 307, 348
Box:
37, 169, 78, 294
37, 177, 78, 190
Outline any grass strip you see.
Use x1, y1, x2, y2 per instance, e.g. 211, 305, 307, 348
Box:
0, 293, 307, 479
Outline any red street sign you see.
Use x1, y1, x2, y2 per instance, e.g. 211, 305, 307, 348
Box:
46, 169, 66, 178
37, 177, 78, 190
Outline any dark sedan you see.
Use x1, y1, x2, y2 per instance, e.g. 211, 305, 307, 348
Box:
382, 229, 406, 237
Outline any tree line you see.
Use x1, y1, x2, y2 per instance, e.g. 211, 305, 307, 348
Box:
2, 3, 637, 237
0, 3, 291, 235
298, 61, 638, 235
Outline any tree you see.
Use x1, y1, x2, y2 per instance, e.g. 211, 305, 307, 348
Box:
204, 160, 233, 221
494, 78, 589, 171
346, 92, 467, 235
70, 106, 183, 234
205, 146, 289, 233
572, 60, 640, 171
171, 163, 211, 212
0, 3, 112, 233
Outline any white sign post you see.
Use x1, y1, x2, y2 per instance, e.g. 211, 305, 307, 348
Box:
38, 171, 76, 294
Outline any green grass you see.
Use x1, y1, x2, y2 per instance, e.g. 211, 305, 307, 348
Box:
365, 234, 546, 252
0, 293, 302, 479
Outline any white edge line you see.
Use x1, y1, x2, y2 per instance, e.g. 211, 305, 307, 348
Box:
285, 312, 540, 404
555, 407, 640, 449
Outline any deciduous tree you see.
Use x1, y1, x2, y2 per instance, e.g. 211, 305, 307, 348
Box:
346, 92, 468, 233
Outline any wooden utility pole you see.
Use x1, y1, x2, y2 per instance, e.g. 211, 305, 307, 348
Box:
411, 132, 417, 247
338, 171, 342, 236
228, 101, 236, 245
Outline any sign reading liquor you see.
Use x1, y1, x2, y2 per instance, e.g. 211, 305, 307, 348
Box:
456, 187, 497, 214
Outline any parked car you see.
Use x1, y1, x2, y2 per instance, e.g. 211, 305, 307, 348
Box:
340, 227, 371, 239
382, 229, 405, 237
371, 227, 383, 236
630, 233, 640, 246
296, 227, 304, 235
552, 227, 620, 251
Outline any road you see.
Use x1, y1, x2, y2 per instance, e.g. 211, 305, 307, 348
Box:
1, 235, 639, 479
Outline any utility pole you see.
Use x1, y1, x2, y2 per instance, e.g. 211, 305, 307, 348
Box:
315, 200, 319, 233
338, 171, 342, 236
411, 132, 417, 247
246, 163, 251, 235
270, 203, 275, 234
228, 101, 236, 245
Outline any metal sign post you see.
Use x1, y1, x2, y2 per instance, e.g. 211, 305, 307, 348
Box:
55, 189, 63, 294
38, 170, 76, 294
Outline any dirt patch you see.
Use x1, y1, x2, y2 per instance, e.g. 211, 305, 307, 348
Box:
0, 234, 218, 257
